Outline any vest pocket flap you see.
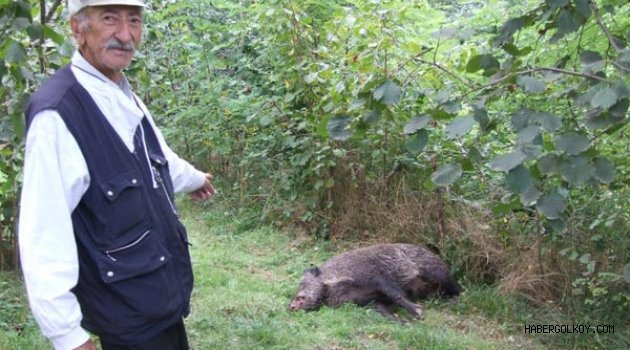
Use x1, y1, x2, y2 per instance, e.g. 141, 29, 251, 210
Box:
100, 170, 142, 202
98, 230, 172, 284
148, 152, 167, 166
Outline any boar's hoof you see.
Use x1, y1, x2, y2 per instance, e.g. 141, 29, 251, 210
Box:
412, 306, 424, 320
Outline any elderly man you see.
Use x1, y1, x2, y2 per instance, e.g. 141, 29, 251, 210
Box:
19, 1, 215, 349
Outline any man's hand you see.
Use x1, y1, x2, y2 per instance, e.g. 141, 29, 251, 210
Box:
74, 339, 97, 350
188, 173, 216, 201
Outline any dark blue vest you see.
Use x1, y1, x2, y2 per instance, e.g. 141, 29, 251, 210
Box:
25, 65, 194, 344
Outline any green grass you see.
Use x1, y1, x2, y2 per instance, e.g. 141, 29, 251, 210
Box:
0, 272, 50, 349
182, 201, 545, 350
2, 199, 627, 349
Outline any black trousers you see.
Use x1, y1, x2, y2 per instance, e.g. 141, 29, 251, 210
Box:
100, 320, 189, 350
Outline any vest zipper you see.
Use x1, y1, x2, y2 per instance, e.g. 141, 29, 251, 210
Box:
105, 229, 151, 261
152, 165, 179, 217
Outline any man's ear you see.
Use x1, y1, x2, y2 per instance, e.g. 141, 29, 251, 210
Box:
70, 16, 85, 46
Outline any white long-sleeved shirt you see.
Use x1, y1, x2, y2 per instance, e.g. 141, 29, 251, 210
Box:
18, 52, 206, 350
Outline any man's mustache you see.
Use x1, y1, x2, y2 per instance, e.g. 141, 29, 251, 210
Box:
106, 39, 135, 51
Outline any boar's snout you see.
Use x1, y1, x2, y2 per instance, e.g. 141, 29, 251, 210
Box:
288, 296, 304, 311
288, 291, 323, 312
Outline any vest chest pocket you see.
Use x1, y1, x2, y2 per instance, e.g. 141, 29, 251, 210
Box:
99, 169, 150, 241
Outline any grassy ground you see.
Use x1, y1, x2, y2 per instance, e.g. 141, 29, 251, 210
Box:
183, 202, 544, 350
1, 199, 626, 349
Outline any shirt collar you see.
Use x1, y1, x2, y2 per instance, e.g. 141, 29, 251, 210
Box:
71, 51, 134, 98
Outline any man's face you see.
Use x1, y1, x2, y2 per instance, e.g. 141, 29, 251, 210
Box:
72, 5, 143, 82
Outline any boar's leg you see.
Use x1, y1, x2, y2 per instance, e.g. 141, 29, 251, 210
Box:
373, 277, 424, 320
373, 302, 411, 325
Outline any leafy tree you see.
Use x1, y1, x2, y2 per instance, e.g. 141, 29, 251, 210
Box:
1, 0, 628, 325
0, 0, 72, 268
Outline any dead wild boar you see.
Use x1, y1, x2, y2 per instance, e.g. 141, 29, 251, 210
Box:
288, 243, 461, 323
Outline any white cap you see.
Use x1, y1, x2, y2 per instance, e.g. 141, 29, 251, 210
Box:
68, 0, 147, 15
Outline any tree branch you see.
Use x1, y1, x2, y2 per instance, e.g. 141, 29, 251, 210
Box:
590, 1, 622, 53
414, 57, 475, 88
464, 66, 609, 97
611, 60, 630, 74
532, 67, 609, 82
45, 0, 63, 24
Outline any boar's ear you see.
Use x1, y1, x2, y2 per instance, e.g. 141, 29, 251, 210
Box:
304, 266, 321, 277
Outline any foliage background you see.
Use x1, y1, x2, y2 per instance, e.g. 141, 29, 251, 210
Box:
0, 0, 628, 348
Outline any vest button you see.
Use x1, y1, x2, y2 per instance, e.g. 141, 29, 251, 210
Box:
132, 179, 138, 184
107, 191, 114, 197
159, 256, 165, 261
107, 271, 114, 277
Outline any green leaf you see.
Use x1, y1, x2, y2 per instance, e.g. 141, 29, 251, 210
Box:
593, 157, 616, 184
501, 43, 521, 56
12, 17, 30, 31
548, 218, 567, 233
580, 50, 603, 64
520, 186, 542, 206
479, 55, 501, 76
473, 108, 490, 133
363, 110, 381, 124
15, 0, 32, 20
405, 130, 429, 154
468, 146, 483, 165
466, 55, 483, 73
538, 154, 560, 175
26, 23, 43, 40
554, 132, 590, 155
327, 115, 353, 141
617, 49, 630, 70
0, 59, 6, 79
466, 54, 500, 76
445, 116, 474, 139
535, 112, 562, 132
609, 98, 629, 118
43, 25, 66, 45
489, 150, 527, 172
552, 9, 580, 42
497, 16, 530, 44
612, 79, 630, 99
506, 165, 534, 194
584, 108, 624, 130
549, 0, 569, 9
442, 99, 462, 114
517, 125, 541, 144
492, 198, 521, 215
517, 76, 546, 94
58, 40, 75, 57
373, 80, 402, 105
591, 87, 618, 109
4, 41, 27, 64
403, 115, 431, 135
574, 0, 592, 18
560, 155, 593, 185
536, 192, 567, 220
511, 108, 533, 131
428, 108, 454, 121
431, 163, 463, 186
519, 144, 543, 160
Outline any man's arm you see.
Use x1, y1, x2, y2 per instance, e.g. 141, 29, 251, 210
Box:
139, 106, 216, 196
19, 111, 92, 350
